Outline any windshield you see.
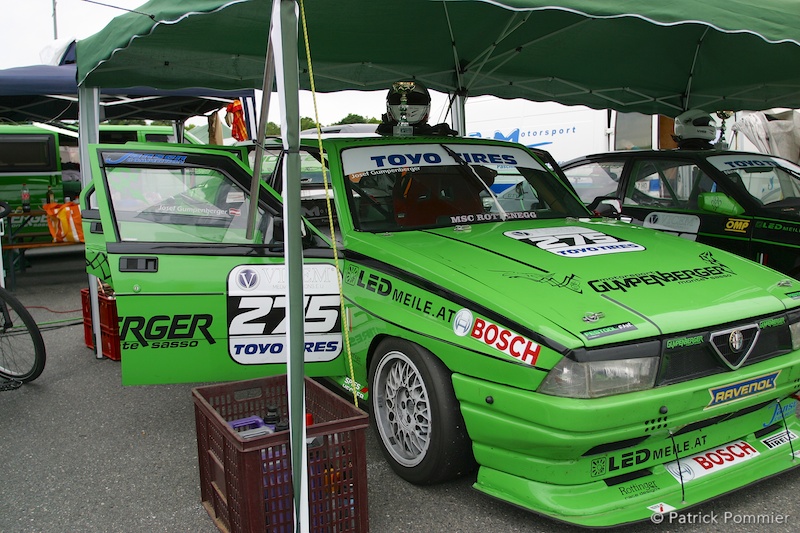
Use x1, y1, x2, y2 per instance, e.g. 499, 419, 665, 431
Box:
708, 154, 800, 211
341, 143, 587, 232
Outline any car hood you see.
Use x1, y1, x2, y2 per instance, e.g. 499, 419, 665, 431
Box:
359, 219, 797, 349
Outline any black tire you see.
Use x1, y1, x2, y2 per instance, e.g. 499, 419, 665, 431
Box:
368, 338, 475, 484
0, 287, 46, 383
0, 201, 11, 219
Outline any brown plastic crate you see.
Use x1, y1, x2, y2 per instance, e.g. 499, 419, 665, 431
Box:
82, 320, 121, 361
192, 375, 369, 533
81, 288, 121, 361
81, 288, 119, 329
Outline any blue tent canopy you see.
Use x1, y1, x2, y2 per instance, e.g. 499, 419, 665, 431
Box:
0, 61, 254, 123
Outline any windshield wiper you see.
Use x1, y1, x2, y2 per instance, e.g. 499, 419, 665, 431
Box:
440, 144, 507, 220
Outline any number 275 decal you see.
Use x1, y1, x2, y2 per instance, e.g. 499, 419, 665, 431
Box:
227, 264, 343, 365
504, 227, 645, 257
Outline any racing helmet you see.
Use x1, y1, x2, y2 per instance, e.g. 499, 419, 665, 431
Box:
674, 109, 717, 141
386, 81, 431, 125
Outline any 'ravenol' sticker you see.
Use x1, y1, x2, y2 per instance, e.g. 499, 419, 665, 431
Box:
706, 371, 780, 408
226, 264, 342, 365
504, 227, 645, 257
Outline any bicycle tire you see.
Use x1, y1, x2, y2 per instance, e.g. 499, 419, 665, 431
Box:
0, 286, 46, 383
0, 200, 10, 219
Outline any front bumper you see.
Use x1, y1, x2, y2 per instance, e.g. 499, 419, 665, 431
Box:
452, 354, 800, 527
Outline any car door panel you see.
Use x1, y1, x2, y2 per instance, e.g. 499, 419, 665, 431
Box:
88, 145, 346, 385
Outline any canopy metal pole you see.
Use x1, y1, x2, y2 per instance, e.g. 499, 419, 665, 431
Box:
246, 39, 276, 241
452, 91, 467, 135
271, 0, 309, 531
173, 120, 185, 144
78, 86, 103, 359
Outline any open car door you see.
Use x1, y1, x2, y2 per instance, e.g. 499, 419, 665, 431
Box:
83, 144, 345, 385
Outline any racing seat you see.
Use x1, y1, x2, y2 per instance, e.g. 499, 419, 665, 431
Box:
393, 171, 484, 227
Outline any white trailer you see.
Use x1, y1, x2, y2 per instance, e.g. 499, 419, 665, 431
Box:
464, 97, 756, 163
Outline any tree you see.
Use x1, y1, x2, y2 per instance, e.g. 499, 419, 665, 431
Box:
263, 118, 317, 135
265, 122, 280, 135
336, 113, 380, 125
300, 117, 318, 131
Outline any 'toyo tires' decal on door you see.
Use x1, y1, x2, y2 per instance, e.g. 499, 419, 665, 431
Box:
227, 264, 342, 364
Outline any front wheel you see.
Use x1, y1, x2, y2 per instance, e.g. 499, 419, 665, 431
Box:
369, 338, 475, 484
0, 287, 46, 383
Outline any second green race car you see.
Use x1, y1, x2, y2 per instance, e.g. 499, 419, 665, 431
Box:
81, 134, 800, 527
562, 148, 800, 277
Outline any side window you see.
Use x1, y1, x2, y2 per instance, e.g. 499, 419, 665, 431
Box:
99, 131, 138, 144
270, 149, 337, 237
58, 135, 82, 201
255, 147, 282, 185
563, 161, 624, 204
105, 165, 270, 244
144, 134, 172, 143
0, 134, 57, 172
624, 159, 715, 210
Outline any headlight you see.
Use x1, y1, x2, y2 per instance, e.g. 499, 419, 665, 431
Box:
790, 322, 800, 351
789, 311, 800, 350
538, 357, 659, 398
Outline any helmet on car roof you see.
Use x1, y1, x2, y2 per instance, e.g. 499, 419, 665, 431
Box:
674, 109, 717, 141
386, 81, 431, 125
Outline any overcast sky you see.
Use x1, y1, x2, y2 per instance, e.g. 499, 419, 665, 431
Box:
0, 0, 436, 126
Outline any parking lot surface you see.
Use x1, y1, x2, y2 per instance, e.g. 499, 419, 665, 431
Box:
2, 248, 799, 532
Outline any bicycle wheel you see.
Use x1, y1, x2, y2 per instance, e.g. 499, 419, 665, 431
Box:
0, 286, 46, 383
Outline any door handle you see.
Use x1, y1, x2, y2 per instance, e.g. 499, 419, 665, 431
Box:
119, 256, 158, 272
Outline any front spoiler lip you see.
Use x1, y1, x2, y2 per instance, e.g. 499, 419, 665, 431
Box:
472, 426, 800, 528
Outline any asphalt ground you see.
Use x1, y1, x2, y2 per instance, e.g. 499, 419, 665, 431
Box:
2, 247, 800, 532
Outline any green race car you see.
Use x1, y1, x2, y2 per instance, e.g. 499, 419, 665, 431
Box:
81, 134, 800, 527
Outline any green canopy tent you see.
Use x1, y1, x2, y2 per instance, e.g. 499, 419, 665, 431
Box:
77, 0, 800, 118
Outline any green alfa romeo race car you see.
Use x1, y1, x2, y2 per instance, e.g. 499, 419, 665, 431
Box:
80, 134, 800, 527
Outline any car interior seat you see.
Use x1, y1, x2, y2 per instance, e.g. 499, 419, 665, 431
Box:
394, 169, 484, 226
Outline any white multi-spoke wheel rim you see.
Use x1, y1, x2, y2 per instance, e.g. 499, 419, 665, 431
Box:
373, 350, 432, 467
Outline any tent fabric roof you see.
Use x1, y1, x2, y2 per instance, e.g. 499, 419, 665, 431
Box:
0, 62, 253, 123
75, 0, 800, 115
